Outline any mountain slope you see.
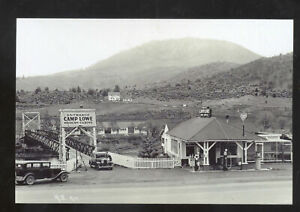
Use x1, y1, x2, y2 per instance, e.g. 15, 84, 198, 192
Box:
166, 62, 240, 84
131, 53, 292, 100
16, 38, 261, 91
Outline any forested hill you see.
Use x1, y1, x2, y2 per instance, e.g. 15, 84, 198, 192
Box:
130, 53, 293, 101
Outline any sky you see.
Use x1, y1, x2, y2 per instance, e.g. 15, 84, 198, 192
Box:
16, 19, 293, 77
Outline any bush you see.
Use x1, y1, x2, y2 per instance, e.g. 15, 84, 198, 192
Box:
35, 87, 42, 94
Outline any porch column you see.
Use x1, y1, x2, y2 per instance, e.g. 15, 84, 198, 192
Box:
203, 142, 209, 166
235, 141, 248, 164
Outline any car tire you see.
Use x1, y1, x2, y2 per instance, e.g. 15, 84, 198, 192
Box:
25, 175, 35, 185
60, 173, 68, 182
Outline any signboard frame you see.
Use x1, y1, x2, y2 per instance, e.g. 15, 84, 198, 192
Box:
59, 109, 97, 163
60, 109, 96, 128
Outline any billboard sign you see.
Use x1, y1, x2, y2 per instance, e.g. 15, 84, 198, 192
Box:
60, 109, 96, 128
240, 112, 248, 122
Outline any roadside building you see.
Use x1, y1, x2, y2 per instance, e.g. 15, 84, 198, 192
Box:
108, 92, 121, 101
255, 132, 293, 162
161, 115, 266, 167
122, 98, 133, 102
97, 121, 147, 136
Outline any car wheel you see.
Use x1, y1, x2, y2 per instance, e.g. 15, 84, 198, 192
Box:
25, 175, 35, 185
60, 173, 68, 182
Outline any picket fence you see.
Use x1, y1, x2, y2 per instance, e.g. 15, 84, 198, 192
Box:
109, 152, 177, 169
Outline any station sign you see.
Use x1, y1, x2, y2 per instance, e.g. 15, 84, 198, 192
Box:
60, 109, 96, 128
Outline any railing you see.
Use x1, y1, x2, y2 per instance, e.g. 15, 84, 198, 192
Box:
25, 130, 95, 157
134, 158, 175, 169
109, 152, 175, 169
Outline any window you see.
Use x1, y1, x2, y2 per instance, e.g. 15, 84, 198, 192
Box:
171, 139, 178, 154
26, 163, 32, 168
32, 163, 41, 168
42, 163, 50, 168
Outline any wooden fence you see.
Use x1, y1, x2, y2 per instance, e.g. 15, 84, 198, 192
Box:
109, 152, 176, 169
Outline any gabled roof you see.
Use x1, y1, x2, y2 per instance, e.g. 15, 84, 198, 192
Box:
108, 92, 120, 96
167, 117, 265, 142
97, 121, 146, 129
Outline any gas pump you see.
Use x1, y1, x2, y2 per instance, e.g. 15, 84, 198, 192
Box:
255, 152, 261, 170
194, 154, 200, 171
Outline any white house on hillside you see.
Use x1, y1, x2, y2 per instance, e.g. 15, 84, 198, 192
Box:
108, 92, 121, 101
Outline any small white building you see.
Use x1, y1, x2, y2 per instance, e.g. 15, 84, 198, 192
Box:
122, 98, 133, 102
108, 92, 121, 101
97, 121, 148, 136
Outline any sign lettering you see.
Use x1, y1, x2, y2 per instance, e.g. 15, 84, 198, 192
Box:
60, 109, 96, 127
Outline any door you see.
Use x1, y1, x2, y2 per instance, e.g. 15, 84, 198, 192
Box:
256, 143, 263, 160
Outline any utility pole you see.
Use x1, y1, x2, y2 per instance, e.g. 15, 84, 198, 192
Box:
240, 112, 248, 170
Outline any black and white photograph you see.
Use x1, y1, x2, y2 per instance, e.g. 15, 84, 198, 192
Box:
15, 19, 293, 204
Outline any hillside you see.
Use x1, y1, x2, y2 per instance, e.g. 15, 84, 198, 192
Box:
165, 62, 240, 85
16, 38, 261, 91
130, 53, 293, 101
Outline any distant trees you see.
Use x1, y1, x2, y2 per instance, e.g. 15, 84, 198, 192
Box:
87, 88, 95, 96
34, 87, 41, 94
100, 88, 110, 97
45, 87, 49, 93
113, 85, 120, 92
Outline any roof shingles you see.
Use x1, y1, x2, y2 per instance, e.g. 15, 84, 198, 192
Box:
168, 117, 264, 142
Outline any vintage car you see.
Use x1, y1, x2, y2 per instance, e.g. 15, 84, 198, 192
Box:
89, 152, 113, 170
15, 160, 69, 185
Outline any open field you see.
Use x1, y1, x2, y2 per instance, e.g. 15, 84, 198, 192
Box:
16, 163, 292, 204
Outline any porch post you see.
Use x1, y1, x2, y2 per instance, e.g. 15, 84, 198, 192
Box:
244, 142, 248, 164
203, 142, 209, 166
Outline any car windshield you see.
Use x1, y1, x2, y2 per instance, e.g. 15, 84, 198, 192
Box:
96, 154, 107, 158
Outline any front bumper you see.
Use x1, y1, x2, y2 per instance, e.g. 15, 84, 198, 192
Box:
15, 176, 24, 181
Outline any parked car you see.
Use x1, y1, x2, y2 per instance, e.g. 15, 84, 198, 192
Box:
89, 152, 113, 170
15, 160, 69, 185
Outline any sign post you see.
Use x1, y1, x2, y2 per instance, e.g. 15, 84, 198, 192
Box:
59, 109, 97, 163
240, 112, 248, 169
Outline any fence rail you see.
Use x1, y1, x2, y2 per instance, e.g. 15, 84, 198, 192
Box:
109, 152, 175, 169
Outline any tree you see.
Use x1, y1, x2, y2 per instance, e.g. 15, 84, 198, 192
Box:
138, 136, 161, 158
34, 87, 41, 94
113, 85, 120, 92
77, 86, 81, 93
45, 87, 49, 92
87, 88, 95, 96
70, 87, 77, 93
102, 89, 108, 97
